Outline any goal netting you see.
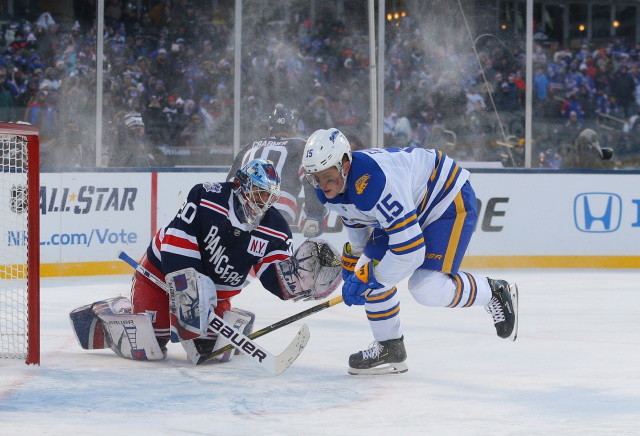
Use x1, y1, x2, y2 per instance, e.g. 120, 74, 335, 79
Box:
0, 122, 40, 364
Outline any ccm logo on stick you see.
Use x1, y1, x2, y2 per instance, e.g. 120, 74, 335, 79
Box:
209, 317, 267, 362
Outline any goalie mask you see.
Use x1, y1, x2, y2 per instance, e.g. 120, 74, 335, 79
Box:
234, 158, 281, 226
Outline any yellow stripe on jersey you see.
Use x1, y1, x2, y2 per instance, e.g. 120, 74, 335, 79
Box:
386, 214, 417, 232
419, 189, 429, 214
390, 237, 425, 254
430, 150, 443, 182
443, 164, 461, 193
443, 191, 467, 274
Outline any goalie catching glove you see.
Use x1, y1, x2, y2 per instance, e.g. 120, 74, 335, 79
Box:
276, 238, 342, 301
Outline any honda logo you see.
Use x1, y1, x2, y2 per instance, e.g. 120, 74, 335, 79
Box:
574, 193, 622, 233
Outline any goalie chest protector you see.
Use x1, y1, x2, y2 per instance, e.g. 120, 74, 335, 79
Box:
146, 182, 292, 290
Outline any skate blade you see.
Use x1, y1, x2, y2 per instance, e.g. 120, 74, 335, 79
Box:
348, 361, 408, 375
508, 283, 519, 341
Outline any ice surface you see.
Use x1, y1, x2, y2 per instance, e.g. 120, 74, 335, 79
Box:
1, 270, 639, 435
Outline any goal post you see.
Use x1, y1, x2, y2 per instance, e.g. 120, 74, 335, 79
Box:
0, 122, 40, 365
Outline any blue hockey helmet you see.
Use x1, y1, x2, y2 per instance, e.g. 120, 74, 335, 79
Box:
234, 159, 281, 225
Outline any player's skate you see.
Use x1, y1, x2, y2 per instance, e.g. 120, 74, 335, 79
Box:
485, 279, 519, 341
348, 336, 408, 375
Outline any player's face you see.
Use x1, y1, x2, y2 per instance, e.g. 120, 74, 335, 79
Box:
308, 166, 345, 199
250, 186, 272, 208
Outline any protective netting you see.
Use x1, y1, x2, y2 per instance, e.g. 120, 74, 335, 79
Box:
0, 133, 30, 360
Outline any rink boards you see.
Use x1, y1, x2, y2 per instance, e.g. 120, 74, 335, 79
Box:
9, 169, 639, 276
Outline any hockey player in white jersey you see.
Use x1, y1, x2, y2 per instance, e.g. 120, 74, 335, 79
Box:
302, 128, 518, 375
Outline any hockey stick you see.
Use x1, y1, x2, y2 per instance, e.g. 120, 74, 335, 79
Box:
197, 295, 344, 365
117, 251, 310, 375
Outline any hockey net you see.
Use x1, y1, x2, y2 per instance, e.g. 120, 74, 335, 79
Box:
0, 122, 40, 364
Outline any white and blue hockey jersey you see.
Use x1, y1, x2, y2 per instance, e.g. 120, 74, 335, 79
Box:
316, 147, 470, 287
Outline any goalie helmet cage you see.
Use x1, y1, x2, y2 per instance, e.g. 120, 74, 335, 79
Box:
0, 122, 40, 365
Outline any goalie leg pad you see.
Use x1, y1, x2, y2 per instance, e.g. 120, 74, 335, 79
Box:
70, 297, 165, 361
97, 312, 165, 361
166, 268, 217, 343
212, 308, 256, 363
70, 303, 107, 350
69, 297, 131, 350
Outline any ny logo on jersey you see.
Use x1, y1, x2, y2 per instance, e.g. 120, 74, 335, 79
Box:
248, 235, 268, 257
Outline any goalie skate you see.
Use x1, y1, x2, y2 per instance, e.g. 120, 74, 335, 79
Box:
348, 336, 408, 375
485, 279, 519, 341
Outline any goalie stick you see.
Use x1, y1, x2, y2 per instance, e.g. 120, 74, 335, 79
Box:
197, 295, 344, 365
117, 251, 310, 375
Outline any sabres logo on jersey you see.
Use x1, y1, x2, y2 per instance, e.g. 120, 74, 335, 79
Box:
203, 182, 222, 193
355, 174, 371, 195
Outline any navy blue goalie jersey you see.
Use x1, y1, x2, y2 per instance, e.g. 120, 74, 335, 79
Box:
144, 181, 293, 302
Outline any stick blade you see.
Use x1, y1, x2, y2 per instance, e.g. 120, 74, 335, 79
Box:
272, 324, 310, 376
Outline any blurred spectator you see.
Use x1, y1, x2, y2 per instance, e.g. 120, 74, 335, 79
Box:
0, 70, 15, 121
465, 85, 486, 114
40, 67, 61, 90
561, 111, 584, 146
14, 80, 37, 117
532, 65, 549, 114
537, 147, 563, 169
493, 81, 519, 112
611, 65, 636, 118
162, 95, 185, 142
301, 94, 334, 134
178, 111, 210, 147
24, 87, 56, 139
575, 84, 596, 122
110, 111, 164, 167
42, 118, 95, 168
561, 92, 585, 119
331, 87, 363, 136
143, 95, 170, 146
622, 109, 640, 154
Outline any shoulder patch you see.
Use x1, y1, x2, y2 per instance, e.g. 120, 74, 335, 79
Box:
355, 174, 371, 195
348, 153, 386, 211
203, 182, 222, 193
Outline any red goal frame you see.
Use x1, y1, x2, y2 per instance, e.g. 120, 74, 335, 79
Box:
0, 122, 40, 364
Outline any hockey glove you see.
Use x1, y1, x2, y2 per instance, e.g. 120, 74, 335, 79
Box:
341, 242, 360, 281
342, 260, 384, 306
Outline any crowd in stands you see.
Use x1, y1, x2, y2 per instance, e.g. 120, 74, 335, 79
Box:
0, 1, 638, 169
